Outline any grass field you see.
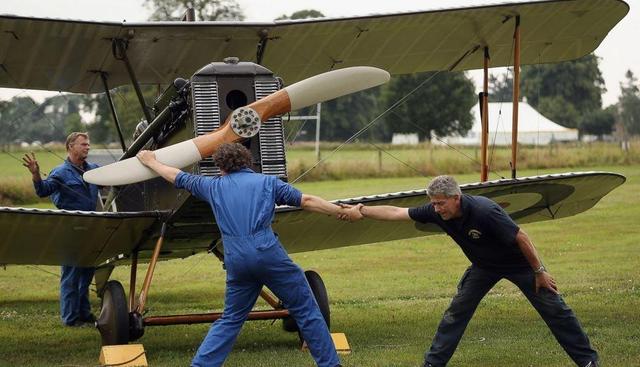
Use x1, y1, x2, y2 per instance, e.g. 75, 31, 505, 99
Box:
1, 164, 639, 366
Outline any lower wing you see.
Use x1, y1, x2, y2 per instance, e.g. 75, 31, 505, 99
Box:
0, 208, 160, 267
274, 171, 625, 253
0, 171, 624, 266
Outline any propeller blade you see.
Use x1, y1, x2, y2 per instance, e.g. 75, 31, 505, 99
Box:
286, 66, 390, 110
83, 140, 203, 186
84, 66, 389, 186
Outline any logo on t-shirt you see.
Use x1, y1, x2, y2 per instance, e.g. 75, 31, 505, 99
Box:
468, 229, 482, 239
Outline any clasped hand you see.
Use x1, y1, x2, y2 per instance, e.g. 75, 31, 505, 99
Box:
336, 203, 364, 222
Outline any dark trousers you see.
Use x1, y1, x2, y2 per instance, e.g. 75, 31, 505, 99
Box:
424, 265, 598, 367
60, 265, 95, 325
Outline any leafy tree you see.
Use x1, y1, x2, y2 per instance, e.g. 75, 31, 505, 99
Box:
320, 88, 385, 142
276, 9, 324, 20
489, 72, 514, 102
579, 106, 615, 139
64, 114, 84, 136
521, 54, 605, 129
144, 0, 244, 21
17, 94, 86, 144
85, 85, 159, 146
282, 89, 383, 143
618, 70, 640, 135
0, 100, 14, 148
381, 71, 476, 141
0, 97, 37, 148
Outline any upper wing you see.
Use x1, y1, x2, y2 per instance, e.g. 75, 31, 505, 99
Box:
0, 207, 159, 266
274, 171, 625, 254
263, 0, 629, 83
0, 0, 628, 93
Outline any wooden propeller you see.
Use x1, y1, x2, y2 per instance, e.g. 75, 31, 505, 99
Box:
84, 66, 390, 186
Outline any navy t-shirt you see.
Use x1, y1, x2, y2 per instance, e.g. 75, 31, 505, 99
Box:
409, 194, 529, 272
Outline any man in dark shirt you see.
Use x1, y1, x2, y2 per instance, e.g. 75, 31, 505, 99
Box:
22, 132, 100, 327
341, 175, 598, 367
136, 143, 342, 367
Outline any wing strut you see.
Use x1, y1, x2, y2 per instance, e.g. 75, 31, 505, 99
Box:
112, 38, 154, 125
135, 222, 167, 315
511, 16, 521, 179
100, 72, 127, 152
256, 29, 269, 65
481, 46, 490, 182
129, 251, 138, 312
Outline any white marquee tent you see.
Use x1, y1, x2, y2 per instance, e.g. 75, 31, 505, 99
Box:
434, 102, 578, 146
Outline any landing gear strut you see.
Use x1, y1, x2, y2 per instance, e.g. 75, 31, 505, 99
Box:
96, 227, 331, 347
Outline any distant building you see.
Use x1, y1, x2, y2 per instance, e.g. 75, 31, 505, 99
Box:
433, 102, 579, 146
391, 133, 419, 145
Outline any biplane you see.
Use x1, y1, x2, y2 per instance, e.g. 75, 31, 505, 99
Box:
0, 0, 628, 348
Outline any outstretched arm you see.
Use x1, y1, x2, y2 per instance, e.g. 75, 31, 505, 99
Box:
515, 229, 558, 294
136, 150, 180, 184
300, 194, 347, 218
338, 203, 411, 222
358, 204, 411, 221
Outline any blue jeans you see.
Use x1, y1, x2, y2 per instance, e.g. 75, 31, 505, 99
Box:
60, 265, 95, 325
425, 265, 598, 367
192, 237, 339, 367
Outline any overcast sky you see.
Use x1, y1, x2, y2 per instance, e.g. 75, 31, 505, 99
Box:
0, 0, 637, 107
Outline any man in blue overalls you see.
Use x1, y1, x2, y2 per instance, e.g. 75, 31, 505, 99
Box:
341, 175, 599, 367
23, 132, 100, 327
137, 143, 341, 367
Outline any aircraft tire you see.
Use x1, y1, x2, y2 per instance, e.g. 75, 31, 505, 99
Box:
97, 280, 130, 345
282, 314, 298, 332
282, 270, 331, 332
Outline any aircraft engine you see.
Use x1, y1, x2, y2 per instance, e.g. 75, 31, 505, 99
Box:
187, 57, 288, 180
113, 58, 289, 212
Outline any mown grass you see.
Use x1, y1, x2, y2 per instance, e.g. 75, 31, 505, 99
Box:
0, 164, 638, 366
0, 150, 66, 206
285, 140, 640, 181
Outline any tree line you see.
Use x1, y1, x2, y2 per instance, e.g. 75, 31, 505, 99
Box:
1, 1, 639, 150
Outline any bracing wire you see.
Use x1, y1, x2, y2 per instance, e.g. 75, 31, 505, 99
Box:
366, 141, 429, 177
291, 70, 444, 184
287, 40, 515, 184
389, 110, 506, 180
284, 104, 317, 144
291, 64, 513, 183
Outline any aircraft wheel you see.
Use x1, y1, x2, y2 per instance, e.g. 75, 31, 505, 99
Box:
282, 270, 330, 332
97, 280, 129, 345
282, 314, 298, 332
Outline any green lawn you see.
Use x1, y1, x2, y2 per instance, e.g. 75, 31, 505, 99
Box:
0, 165, 639, 366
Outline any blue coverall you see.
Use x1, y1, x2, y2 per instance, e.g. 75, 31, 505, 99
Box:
175, 169, 340, 367
34, 158, 99, 326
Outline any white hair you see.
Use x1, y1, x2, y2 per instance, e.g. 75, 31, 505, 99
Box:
427, 175, 461, 197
